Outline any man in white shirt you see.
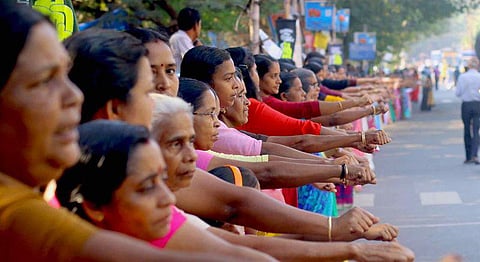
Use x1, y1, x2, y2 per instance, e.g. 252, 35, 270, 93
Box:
170, 7, 202, 74
455, 57, 480, 164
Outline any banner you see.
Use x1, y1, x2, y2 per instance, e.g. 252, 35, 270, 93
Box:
304, 2, 334, 31
23, 0, 79, 40
348, 43, 376, 61
354, 32, 376, 47
335, 9, 350, 33
276, 18, 297, 59
314, 31, 329, 50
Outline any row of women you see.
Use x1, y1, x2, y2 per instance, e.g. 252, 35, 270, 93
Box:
0, 3, 415, 261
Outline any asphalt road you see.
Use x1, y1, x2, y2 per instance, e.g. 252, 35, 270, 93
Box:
353, 86, 480, 262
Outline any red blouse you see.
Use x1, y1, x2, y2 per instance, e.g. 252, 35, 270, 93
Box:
236, 98, 322, 136
262, 95, 321, 118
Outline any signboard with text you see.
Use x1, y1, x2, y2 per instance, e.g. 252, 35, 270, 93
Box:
349, 43, 376, 61
276, 18, 297, 59
304, 2, 334, 31
335, 9, 350, 33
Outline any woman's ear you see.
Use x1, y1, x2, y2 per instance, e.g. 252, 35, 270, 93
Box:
279, 92, 289, 101
105, 99, 123, 121
82, 201, 105, 224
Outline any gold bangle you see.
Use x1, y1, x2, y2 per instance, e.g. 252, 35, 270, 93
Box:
337, 101, 343, 110
328, 216, 332, 242
361, 131, 366, 145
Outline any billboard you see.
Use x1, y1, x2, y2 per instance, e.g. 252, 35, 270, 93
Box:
304, 2, 334, 31
335, 9, 350, 33
349, 43, 376, 61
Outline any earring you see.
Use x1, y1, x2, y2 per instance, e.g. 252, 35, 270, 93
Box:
95, 214, 104, 222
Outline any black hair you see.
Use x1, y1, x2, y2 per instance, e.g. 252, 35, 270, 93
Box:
56, 120, 151, 222
177, 77, 214, 111
225, 46, 258, 99
303, 62, 323, 75
177, 7, 201, 31
0, 2, 50, 89
254, 54, 277, 78
180, 45, 231, 85
278, 58, 296, 66
64, 28, 148, 123
124, 26, 170, 46
305, 57, 324, 66
273, 71, 299, 99
304, 51, 325, 65
279, 61, 297, 72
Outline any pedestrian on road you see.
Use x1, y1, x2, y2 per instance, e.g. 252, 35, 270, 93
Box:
455, 57, 480, 164
169, 7, 202, 74
420, 67, 434, 111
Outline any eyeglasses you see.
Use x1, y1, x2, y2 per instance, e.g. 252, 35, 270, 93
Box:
193, 111, 219, 121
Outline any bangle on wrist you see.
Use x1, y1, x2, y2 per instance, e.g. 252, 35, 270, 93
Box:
361, 131, 366, 145
340, 164, 347, 187
328, 216, 332, 242
337, 101, 343, 110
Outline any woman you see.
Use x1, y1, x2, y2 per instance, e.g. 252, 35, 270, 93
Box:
254, 53, 374, 119
0, 3, 232, 262
125, 27, 179, 97
55, 120, 274, 261
151, 94, 415, 262
225, 47, 390, 153
177, 77, 375, 190
65, 26, 397, 244
277, 70, 390, 127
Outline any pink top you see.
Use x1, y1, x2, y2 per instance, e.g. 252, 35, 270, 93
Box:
237, 98, 322, 136
212, 121, 262, 156
49, 197, 186, 249
150, 205, 187, 248
195, 150, 215, 170
262, 95, 321, 118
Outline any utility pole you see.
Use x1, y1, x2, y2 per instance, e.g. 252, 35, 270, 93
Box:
250, 0, 261, 54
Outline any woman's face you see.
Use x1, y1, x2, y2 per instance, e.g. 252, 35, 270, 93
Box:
116, 57, 155, 128
259, 62, 282, 95
0, 22, 83, 186
282, 77, 306, 102
153, 112, 197, 192
305, 74, 320, 101
145, 41, 179, 97
100, 140, 175, 241
210, 59, 238, 109
224, 78, 250, 127
193, 89, 221, 150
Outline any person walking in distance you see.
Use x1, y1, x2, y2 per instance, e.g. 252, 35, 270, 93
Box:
169, 7, 202, 73
455, 57, 480, 164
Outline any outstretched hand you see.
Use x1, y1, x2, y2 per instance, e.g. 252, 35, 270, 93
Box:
332, 207, 379, 241
351, 241, 415, 262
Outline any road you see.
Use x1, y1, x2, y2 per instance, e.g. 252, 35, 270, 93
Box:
353, 87, 480, 262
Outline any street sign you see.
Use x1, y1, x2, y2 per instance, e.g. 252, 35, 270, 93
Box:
349, 43, 376, 61
304, 2, 334, 31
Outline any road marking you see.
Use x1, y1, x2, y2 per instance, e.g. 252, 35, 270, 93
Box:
398, 221, 480, 229
353, 191, 463, 207
420, 191, 462, 205
353, 193, 374, 207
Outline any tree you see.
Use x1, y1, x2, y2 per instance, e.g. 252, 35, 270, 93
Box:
334, 0, 461, 63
